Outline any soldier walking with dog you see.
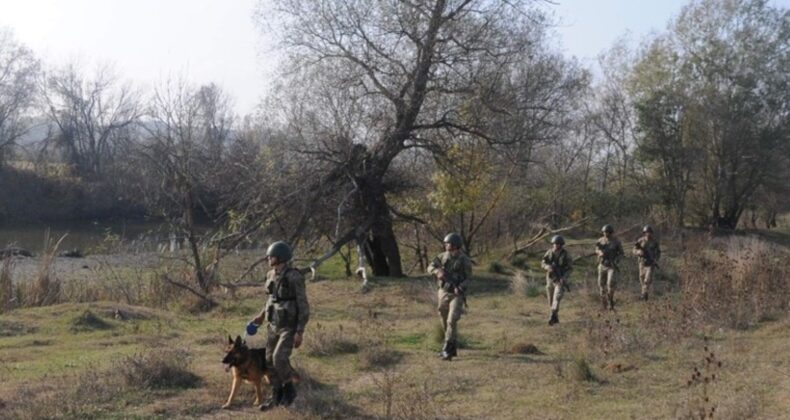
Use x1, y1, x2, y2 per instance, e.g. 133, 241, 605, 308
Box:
251, 241, 310, 410
595, 225, 624, 310
633, 225, 661, 301
541, 235, 573, 325
428, 233, 472, 361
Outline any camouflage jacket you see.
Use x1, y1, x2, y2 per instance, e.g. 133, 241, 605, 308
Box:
633, 236, 661, 266
541, 248, 573, 280
596, 236, 624, 268
263, 266, 310, 333
428, 251, 472, 292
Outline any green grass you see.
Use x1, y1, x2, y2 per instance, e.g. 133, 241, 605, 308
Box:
394, 332, 425, 348
0, 240, 788, 419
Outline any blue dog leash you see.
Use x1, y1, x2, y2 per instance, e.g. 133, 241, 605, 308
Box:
246, 321, 260, 336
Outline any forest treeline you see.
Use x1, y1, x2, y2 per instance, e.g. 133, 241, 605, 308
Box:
0, 0, 787, 278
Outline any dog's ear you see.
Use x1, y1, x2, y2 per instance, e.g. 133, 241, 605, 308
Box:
228, 335, 234, 345
235, 335, 243, 346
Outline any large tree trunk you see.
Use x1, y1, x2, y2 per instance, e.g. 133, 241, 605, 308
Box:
360, 188, 404, 277
365, 234, 389, 276
371, 216, 403, 277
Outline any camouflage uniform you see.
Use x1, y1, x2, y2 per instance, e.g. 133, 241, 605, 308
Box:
261, 265, 309, 389
541, 247, 573, 314
633, 236, 661, 299
596, 236, 624, 309
428, 251, 472, 354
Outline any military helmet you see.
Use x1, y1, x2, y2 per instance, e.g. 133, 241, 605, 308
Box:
443, 233, 463, 248
550, 235, 565, 245
642, 225, 654, 233
266, 241, 293, 262
601, 224, 614, 234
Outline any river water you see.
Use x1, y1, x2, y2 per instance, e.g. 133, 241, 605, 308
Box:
0, 219, 175, 254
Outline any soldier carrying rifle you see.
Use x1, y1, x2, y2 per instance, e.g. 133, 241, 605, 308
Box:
595, 225, 624, 310
541, 235, 573, 326
428, 233, 472, 361
633, 225, 661, 301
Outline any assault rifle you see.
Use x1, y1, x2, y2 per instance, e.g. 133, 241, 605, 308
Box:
442, 271, 468, 308
545, 258, 571, 292
634, 240, 658, 268
596, 242, 619, 270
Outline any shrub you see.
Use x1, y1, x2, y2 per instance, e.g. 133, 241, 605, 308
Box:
508, 342, 542, 355
27, 234, 65, 307
487, 261, 506, 274
0, 257, 13, 313
571, 355, 598, 383
371, 368, 448, 419
675, 337, 723, 419
304, 322, 361, 357
70, 310, 113, 332
509, 270, 529, 296
509, 254, 528, 269
510, 270, 542, 298
677, 236, 789, 329
359, 346, 403, 370
117, 348, 202, 390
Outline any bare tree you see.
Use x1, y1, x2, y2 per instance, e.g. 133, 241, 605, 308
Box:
40, 62, 142, 178
589, 39, 638, 217
0, 29, 39, 165
257, 0, 552, 277
135, 78, 236, 305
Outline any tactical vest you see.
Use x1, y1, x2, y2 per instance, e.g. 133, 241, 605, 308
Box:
438, 252, 468, 291
265, 267, 299, 328
543, 249, 570, 279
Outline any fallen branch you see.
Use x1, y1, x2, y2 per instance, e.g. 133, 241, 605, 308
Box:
163, 274, 217, 306
506, 217, 590, 259
229, 256, 268, 285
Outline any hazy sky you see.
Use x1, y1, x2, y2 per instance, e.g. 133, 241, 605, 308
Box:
1, 0, 788, 115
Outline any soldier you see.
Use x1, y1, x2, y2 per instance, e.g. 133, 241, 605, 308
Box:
428, 233, 472, 361
633, 225, 661, 301
251, 241, 310, 410
541, 235, 573, 326
595, 225, 624, 310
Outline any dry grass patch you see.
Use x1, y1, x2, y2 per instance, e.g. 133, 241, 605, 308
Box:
1, 257, 14, 313
117, 347, 202, 390
305, 322, 362, 357
570, 355, 599, 383
69, 309, 113, 332
507, 342, 543, 355
677, 236, 789, 330
601, 362, 638, 374
0, 319, 36, 336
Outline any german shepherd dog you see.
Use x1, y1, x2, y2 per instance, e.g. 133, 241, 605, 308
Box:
221, 335, 270, 409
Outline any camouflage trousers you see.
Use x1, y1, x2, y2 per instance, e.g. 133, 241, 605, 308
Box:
597, 265, 617, 301
639, 263, 656, 295
265, 324, 295, 387
437, 288, 463, 344
546, 276, 567, 311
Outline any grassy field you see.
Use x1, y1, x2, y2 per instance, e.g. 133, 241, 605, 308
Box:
1, 231, 789, 419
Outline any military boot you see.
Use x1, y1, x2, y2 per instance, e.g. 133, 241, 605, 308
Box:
281, 382, 297, 407
608, 295, 616, 311
449, 340, 458, 358
640, 292, 649, 301
601, 295, 609, 310
441, 341, 454, 361
260, 385, 283, 411
548, 309, 559, 326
